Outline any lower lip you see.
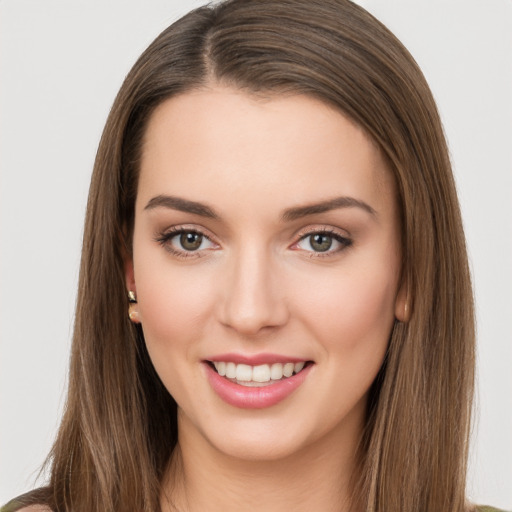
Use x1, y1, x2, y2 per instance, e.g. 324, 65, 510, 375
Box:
204, 362, 312, 409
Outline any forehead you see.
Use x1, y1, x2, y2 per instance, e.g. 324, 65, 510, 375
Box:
138, 87, 395, 219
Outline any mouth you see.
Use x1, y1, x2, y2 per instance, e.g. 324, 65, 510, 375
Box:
204, 357, 314, 408
206, 360, 312, 387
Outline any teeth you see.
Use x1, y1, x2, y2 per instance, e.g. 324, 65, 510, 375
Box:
253, 364, 271, 382
212, 361, 307, 383
270, 363, 283, 380
225, 362, 236, 379
283, 362, 294, 377
216, 361, 226, 376
236, 364, 252, 382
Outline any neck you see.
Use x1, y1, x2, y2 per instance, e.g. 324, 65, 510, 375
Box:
161, 411, 364, 512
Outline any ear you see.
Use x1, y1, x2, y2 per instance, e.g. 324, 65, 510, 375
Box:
125, 258, 137, 296
120, 223, 137, 295
394, 280, 411, 323
125, 258, 141, 323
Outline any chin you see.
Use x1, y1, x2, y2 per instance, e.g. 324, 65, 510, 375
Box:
177, 394, 366, 464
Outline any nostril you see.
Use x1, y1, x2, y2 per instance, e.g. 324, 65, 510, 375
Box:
217, 270, 289, 335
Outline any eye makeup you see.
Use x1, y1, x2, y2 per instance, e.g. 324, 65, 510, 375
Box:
154, 223, 353, 260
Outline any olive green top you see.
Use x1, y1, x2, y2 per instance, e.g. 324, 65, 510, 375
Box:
2, 506, 508, 512
1, 502, 509, 511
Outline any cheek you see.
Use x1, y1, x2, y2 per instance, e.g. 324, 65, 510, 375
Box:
134, 247, 218, 358
294, 260, 398, 355
292, 260, 398, 425
134, 257, 220, 404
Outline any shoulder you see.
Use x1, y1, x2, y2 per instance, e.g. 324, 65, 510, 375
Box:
1, 506, 51, 512
476, 507, 510, 512
1, 489, 52, 512
1, 505, 52, 512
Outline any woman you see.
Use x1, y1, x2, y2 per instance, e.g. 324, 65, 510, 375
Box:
2, 0, 506, 511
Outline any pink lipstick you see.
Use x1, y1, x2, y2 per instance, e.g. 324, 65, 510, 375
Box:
203, 357, 312, 409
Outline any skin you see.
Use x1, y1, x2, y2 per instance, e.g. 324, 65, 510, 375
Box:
126, 86, 407, 512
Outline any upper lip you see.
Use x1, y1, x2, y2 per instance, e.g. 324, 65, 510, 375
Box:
205, 353, 311, 365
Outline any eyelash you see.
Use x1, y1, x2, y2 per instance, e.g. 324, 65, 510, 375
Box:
154, 225, 352, 259
293, 227, 353, 258
154, 226, 217, 259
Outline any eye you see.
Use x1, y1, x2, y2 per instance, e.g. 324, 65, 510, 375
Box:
294, 230, 352, 254
155, 227, 217, 257
177, 231, 209, 251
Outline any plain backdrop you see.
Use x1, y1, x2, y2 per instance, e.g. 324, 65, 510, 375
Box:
1, 0, 511, 508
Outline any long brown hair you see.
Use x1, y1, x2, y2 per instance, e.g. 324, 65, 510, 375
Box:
5, 1, 475, 511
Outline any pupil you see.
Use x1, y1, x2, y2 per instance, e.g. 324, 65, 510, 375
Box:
311, 234, 332, 252
180, 232, 202, 251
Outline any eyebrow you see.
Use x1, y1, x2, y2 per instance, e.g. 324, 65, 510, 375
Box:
281, 196, 377, 221
145, 195, 219, 219
144, 194, 376, 221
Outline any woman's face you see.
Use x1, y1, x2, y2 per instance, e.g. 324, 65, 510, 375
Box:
128, 86, 405, 461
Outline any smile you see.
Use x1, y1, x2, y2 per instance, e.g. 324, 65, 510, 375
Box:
211, 361, 306, 386
204, 358, 313, 409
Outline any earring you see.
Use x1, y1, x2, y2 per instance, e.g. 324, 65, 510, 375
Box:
128, 303, 140, 323
401, 299, 412, 323
395, 285, 411, 323
128, 290, 137, 303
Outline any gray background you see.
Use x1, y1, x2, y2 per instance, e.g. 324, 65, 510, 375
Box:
1, 0, 511, 508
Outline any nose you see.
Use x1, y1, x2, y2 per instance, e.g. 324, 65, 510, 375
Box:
217, 245, 289, 336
